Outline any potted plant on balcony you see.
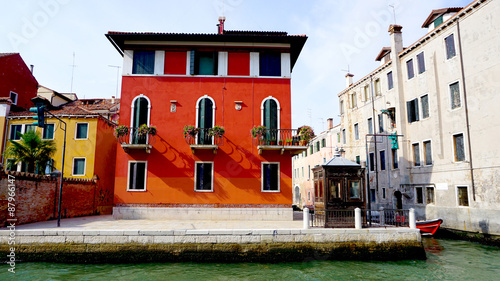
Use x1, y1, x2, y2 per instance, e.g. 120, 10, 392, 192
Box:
136, 124, 151, 143
148, 125, 157, 136
251, 125, 267, 145
298, 125, 315, 146
183, 125, 199, 144
208, 125, 225, 138
114, 125, 129, 144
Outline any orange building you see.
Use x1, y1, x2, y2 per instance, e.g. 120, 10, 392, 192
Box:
107, 18, 308, 220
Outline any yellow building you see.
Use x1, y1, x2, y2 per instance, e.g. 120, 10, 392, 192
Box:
2, 99, 118, 213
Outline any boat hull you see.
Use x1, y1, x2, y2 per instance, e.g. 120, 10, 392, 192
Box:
416, 219, 443, 235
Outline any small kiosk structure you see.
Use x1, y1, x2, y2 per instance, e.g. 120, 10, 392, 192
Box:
312, 157, 366, 228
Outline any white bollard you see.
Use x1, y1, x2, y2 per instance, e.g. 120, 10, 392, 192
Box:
303, 207, 310, 229
409, 208, 416, 229
355, 208, 362, 229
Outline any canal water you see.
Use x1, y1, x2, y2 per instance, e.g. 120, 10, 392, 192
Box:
1, 238, 499, 280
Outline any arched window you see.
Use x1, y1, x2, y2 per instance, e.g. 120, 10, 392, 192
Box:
131, 95, 151, 144
196, 96, 215, 145
261, 97, 280, 144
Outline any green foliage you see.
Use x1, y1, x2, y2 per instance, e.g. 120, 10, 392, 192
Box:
208, 125, 225, 138
298, 126, 315, 142
4, 130, 56, 174
251, 126, 267, 138
183, 125, 199, 137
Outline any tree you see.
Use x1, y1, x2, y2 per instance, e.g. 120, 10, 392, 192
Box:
4, 130, 56, 174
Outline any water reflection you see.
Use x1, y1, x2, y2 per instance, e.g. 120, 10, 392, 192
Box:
422, 237, 444, 255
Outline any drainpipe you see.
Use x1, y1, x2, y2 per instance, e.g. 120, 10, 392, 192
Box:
456, 19, 475, 201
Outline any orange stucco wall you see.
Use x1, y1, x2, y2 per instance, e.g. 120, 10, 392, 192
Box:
94, 117, 117, 212
114, 76, 293, 206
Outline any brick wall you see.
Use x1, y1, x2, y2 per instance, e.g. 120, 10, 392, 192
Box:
0, 170, 111, 226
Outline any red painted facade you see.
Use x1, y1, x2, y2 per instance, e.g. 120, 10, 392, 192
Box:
108, 29, 307, 211
0, 53, 38, 109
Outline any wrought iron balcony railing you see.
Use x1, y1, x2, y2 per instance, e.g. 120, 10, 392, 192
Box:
117, 127, 156, 153
185, 128, 223, 154
253, 129, 308, 155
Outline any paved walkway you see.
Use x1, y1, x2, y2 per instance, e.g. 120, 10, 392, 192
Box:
7, 214, 304, 231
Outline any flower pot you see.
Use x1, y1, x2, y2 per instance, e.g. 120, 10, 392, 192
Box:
300, 140, 307, 146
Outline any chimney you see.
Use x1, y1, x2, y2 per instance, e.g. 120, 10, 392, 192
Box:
30, 64, 34, 74
345, 73, 354, 88
327, 118, 334, 130
111, 96, 115, 104
389, 25, 403, 56
217, 16, 226, 35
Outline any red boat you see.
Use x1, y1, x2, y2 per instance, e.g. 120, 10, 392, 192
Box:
416, 219, 443, 235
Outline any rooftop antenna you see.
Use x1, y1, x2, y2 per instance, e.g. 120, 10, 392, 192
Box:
341, 65, 351, 74
108, 65, 121, 98
70, 52, 76, 94
318, 118, 325, 131
389, 4, 397, 24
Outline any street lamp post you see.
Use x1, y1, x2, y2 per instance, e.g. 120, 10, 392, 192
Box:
44, 110, 67, 227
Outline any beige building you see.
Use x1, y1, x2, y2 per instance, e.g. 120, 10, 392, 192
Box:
337, 0, 500, 235
292, 119, 342, 208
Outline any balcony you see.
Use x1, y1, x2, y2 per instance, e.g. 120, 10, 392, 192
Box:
185, 128, 223, 154
253, 129, 308, 155
117, 126, 156, 153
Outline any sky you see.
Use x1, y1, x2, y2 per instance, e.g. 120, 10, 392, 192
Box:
1, 0, 472, 133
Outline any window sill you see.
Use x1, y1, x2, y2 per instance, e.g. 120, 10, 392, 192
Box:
126, 189, 147, 192
195, 190, 214, 193
261, 190, 280, 193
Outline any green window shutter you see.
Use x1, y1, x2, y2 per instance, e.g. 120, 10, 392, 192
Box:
406, 101, 412, 123
263, 99, 278, 130
414, 99, 419, 121
212, 51, 218, 75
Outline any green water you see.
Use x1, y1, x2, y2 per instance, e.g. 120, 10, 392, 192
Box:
1, 238, 499, 280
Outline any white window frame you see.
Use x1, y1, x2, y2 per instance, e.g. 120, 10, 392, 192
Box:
127, 161, 148, 192
387, 71, 394, 90
379, 149, 386, 171
444, 33, 457, 60
195, 95, 216, 145
416, 51, 426, 74
72, 157, 86, 176
260, 96, 281, 130
406, 58, 415, 80
9, 123, 36, 141
391, 148, 399, 170
456, 185, 470, 207
42, 123, 56, 140
75, 123, 89, 140
448, 80, 462, 111
420, 93, 430, 119
426, 186, 435, 205
423, 139, 433, 166
412, 142, 421, 167
9, 91, 18, 105
452, 132, 466, 163
194, 161, 214, 192
350, 92, 357, 108
261, 162, 280, 192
